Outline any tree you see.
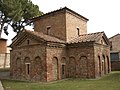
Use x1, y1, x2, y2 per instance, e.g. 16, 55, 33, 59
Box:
0, 0, 43, 37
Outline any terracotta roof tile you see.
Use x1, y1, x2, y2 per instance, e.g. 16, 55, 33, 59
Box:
26, 30, 65, 43
68, 32, 104, 44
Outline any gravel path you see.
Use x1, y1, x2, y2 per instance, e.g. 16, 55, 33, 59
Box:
0, 71, 10, 79
0, 71, 10, 90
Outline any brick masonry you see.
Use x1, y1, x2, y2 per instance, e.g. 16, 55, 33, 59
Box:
34, 8, 87, 42
109, 34, 120, 51
0, 38, 7, 54
111, 61, 120, 70
109, 34, 120, 70
10, 7, 111, 82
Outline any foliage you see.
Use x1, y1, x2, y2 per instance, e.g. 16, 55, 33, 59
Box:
0, 0, 43, 37
1, 71, 120, 90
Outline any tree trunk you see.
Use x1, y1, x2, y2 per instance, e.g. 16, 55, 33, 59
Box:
0, 31, 1, 38
0, 23, 4, 38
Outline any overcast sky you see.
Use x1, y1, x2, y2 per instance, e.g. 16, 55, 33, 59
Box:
2, 0, 120, 45
31, 0, 120, 37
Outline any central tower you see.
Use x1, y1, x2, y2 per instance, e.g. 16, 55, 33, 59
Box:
33, 7, 88, 42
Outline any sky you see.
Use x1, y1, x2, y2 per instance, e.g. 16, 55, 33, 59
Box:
31, 0, 120, 37
2, 0, 120, 45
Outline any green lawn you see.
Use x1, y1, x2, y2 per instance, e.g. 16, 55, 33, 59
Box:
1, 71, 120, 90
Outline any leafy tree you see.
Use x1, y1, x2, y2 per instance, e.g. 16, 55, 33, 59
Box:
0, 0, 43, 37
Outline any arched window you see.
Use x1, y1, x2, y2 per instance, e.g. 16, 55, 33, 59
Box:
46, 26, 51, 35
106, 56, 110, 73
24, 57, 30, 75
98, 56, 101, 76
77, 27, 80, 36
102, 55, 106, 74
35, 56, 41, 65
61, 57, 66, 79
27, 40, 30, 45
24, 57, 30, 63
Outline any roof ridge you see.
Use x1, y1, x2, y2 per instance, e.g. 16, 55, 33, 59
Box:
43, 7, 67, 16
79, 31, 104, 37
32, 7, 88, 21
25, 30, 65, 43
109, 33, 120, 39
68, 31, 104, 44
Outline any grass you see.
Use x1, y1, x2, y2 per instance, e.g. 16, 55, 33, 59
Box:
1, 71, 120, 90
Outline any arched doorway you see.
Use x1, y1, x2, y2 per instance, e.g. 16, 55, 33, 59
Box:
98, 56, 101, 76
61, 57, 66, 79
107, 56, 110, 73
52, 57, 59, 80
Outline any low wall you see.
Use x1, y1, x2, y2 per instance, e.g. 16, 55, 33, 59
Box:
0, 53, 10, 68
111, 61, 120, 71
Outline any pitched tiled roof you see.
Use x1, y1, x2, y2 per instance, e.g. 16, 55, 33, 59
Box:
68, 32, 104, 44
25, 30, 65, 43
109, 33, 120, 40
26, 30, 104, 44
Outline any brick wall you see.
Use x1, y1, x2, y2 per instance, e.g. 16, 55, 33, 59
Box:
109, 34, 120, 70
45, 42, 111, 82
34, 9, 88, 42
10, 8, 110, 82
109, 34, 120, 51
66, 12, 87, 42
111, 61, 120, 70
10, 45, 47, 82
94, 44, 111, 78
46, 45, 66, 81
0, 39, 7, 54
67, 42, 95, 78
34, 10, 66, 41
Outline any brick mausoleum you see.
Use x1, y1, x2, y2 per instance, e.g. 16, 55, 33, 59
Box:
10, 7, 111, 82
